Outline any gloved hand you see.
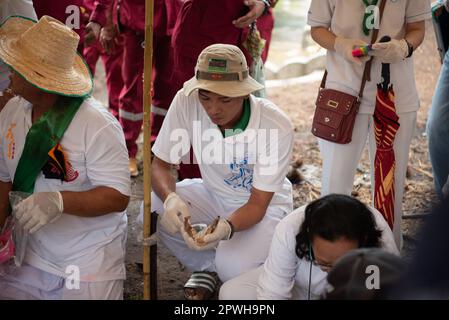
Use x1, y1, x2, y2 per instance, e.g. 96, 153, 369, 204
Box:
334, 37, 371, 66
181, 218, 233, 251
369, 39, 408, 63
160, 192, 190, 234
15, 192, 64, 234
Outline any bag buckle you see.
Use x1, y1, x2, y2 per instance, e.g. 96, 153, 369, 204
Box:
327, 100, 339, 108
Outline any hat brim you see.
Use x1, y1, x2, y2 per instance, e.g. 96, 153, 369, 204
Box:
183, 74, 264, 98
0, 16, 93, 97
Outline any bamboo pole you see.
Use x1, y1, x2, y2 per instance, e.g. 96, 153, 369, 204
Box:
143, 0, 155, 300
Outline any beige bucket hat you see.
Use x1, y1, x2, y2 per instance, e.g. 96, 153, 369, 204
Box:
0, 15, 92, 97
183, 44, 264, 98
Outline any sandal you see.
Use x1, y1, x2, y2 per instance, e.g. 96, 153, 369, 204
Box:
184, 271, 218, 300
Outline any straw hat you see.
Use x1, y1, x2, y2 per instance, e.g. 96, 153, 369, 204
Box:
183, 44, 264, 98
0, 15, 92, 97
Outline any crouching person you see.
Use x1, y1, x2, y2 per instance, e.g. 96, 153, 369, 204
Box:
219, 194, 399, 300
0, 16, 130, 300
143, 44, 294, 300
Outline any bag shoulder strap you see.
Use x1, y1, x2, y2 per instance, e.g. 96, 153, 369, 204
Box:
320, 0, 387, 99
12, 96, 84, 193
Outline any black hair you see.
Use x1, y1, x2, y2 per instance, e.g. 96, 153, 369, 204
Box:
295, 194, 383, 260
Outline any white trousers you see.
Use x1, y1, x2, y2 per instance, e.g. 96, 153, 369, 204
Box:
154, 179, 286, 283
319, 111, 417, 247
0, 264, 123, 300
219, 265, 263, 300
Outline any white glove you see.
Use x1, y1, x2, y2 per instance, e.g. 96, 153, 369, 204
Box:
369, 39, 408, 64
15, 192, 64, 234
160, 192, 190, 234
334, 37, 371, 66
181, 218, 233, 251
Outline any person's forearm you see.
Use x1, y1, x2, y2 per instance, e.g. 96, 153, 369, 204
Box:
228, 202, 267, 232
311, 26, 336, 51
61, 186, 129, 217
0, 181, 12, 228
151, 159, 177, 203
404, 21, 425, 51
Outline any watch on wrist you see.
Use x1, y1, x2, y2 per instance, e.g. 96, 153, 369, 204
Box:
226, 220, 235, 239
404, 38, 414, 58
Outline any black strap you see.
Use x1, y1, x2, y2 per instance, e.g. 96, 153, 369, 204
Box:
320, 0, 387, 99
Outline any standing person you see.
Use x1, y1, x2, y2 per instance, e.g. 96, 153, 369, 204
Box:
427, 0, 449, 200
0, 0, 37, 110
0, 16, 130, 299
219, 195, 398, 300
83, 0, 124, 125
151, 0, 184, 143
307, 0, 430, 247
141, 44, 294, 300
89, 0, 145, 177
170, 0, 276, 180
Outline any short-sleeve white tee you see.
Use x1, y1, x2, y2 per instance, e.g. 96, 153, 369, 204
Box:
0, 97, 131, 281
152, 90, 294, 213
307, 0, 431, 114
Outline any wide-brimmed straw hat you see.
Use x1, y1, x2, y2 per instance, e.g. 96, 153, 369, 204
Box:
0, 15, 92, 97
183, 44, 264, 98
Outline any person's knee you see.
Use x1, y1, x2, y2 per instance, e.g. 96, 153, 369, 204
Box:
219, 279, 236, 300
215, 249, 256, 283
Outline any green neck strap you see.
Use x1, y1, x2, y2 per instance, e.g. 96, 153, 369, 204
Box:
223, 98, 251, 138
12, 96, 84, 193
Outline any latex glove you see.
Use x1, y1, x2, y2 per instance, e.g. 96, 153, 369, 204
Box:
84, 22, 101, 46
160, 192, 190, 234
370, 39, 408, 64
334, 37, 371, 66
15, 192, 64, 234
181, 218, 232, 251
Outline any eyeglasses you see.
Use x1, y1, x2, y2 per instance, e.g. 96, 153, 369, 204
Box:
312, 259, 333, 273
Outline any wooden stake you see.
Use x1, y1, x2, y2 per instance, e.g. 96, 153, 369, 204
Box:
143, 0, 155, 300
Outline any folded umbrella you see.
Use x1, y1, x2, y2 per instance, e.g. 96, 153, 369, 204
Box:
373, 36, 400, 229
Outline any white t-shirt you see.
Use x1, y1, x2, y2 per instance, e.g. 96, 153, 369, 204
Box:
152, 90, 294, 213
0, 0, 37, 91
307, 0, 431, 114
0, 97, 131, 282
257, 205, 399, 300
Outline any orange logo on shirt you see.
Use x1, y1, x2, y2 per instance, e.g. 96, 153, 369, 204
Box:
6, 123, 16, 160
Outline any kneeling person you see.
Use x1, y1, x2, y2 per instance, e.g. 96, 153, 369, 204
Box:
0, 16, 130, 300
146, 44, 294, 299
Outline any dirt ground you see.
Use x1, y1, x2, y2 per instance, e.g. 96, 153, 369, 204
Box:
92, 24, 442, 300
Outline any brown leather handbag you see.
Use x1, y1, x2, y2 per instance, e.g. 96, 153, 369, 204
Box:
311, 0, 386, 144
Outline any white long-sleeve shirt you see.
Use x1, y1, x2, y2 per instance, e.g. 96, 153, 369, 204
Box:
257, 205, 399, 300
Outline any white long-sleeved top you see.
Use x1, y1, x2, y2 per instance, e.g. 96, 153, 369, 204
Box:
257, 205, 399, 300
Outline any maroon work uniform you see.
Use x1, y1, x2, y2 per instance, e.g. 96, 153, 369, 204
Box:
170, 0, 274, 179
84, 0, 124, 122
33, 0, 89, 53
151, 0, 183, 143
91, 0, 145, 158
